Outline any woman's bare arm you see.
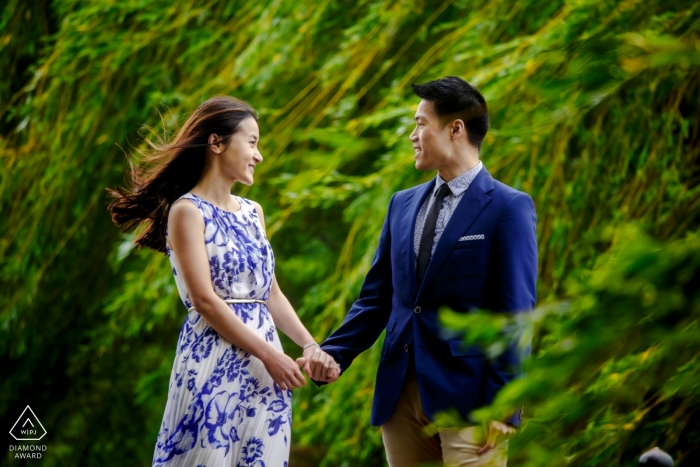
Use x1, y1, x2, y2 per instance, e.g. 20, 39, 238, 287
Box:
167, 199, 306, 390
251, 200, 339, 382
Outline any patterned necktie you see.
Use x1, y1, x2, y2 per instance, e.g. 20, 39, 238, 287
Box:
417, 183, 452, 285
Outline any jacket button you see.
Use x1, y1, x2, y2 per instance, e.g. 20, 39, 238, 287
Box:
414, 306, 421, 314
404, 344, 409, 352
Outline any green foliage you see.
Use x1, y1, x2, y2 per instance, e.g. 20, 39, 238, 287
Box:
442, 227, 700, 465
1, 0, 699, 465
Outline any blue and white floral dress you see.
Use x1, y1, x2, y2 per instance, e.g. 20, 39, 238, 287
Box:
153, 193, 291, 467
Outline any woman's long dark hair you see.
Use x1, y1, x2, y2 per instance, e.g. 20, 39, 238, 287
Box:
107, 96, 258, 254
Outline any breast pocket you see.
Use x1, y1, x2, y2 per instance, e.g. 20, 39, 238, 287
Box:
453, 238, 486, 250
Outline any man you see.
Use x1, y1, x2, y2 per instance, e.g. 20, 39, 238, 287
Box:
304, 76, 537, 466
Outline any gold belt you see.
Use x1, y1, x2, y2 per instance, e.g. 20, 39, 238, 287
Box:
187, 298, 267, 312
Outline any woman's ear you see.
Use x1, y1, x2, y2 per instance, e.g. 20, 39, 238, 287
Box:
208, 133, 222, 153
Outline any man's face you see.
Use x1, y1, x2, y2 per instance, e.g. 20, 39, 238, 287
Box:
409, 99, 450, 171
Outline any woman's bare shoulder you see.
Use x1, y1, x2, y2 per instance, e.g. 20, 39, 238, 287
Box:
169, 197, 204, 226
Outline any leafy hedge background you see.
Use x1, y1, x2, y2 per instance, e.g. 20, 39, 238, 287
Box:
1, 0, 699, 465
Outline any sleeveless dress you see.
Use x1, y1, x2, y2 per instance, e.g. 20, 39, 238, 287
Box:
152, 193, 292, 467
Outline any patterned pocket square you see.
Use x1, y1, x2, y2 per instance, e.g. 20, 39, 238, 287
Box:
458, 234, 485, 241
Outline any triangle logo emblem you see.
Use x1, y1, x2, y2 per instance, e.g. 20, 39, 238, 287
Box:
9, 406, 47, 441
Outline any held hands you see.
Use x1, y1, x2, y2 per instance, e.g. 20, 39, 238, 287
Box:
296, 345, 341, 383
261, 349, 307, 391
262, 345, 340, 390
477, 420, 516, 455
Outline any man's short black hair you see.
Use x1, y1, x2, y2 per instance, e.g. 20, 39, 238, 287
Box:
412, 76, 489, 149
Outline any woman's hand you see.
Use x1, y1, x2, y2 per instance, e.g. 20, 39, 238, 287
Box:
297, 346, 341, 382
261, 349, 307, 391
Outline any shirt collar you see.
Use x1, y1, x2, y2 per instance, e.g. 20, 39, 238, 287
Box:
434, 161, 483, 197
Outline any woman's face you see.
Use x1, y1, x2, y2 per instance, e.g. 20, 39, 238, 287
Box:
219, 117, 262, 185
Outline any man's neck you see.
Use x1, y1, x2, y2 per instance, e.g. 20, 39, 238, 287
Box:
438, 152, 480, 182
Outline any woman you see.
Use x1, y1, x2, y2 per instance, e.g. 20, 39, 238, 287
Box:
107, 96, 340, 467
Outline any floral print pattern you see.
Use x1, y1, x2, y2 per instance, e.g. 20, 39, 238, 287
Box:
153, 193, 291, 467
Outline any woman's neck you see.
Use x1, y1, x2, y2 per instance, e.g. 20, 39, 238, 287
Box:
190, 170, 239, 212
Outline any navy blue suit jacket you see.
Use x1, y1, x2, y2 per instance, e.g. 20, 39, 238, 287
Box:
320, 167, 538, 427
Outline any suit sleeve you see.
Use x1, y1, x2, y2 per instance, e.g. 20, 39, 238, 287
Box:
319, 193, 396, 374
486, 192, 538, 424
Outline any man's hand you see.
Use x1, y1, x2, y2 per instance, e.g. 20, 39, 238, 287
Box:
477, 420, 515, 455
296, 346, 340, 382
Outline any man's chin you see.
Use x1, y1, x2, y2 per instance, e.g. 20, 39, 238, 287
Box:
414, 159, 430, 171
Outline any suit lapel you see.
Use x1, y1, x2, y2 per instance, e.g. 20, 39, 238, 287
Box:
400, 179, 436, 299
416, 168, 495, 301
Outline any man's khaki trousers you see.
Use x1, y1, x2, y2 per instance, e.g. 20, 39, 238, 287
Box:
381, 365, 508, 467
